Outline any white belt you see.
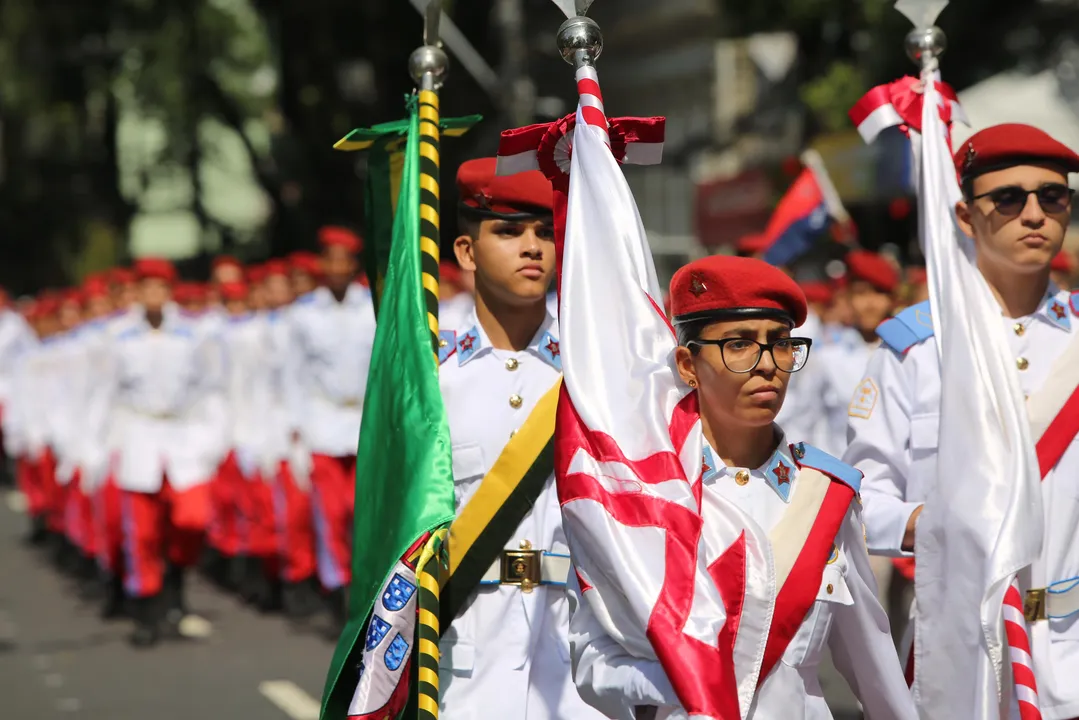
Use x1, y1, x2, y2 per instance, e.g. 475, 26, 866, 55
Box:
1025, 578, 1079, 621
478, 550, 571, 591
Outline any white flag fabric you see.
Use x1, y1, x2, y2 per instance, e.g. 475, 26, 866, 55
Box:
555, 105, 775, 719
912, 71, 1044, 719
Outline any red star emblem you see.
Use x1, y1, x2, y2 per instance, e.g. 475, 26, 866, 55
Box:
459, 334, 475, 352
1052, 303, 1066, 320
702, 458, 712, 475
773, 461, 791, 486
688, 273, 707, 297
545, 338, 560, 357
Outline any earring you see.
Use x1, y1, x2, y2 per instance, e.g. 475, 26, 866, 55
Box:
688, 379, 697, 388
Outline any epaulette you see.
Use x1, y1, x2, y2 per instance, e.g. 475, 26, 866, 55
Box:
294, 291, 317, 306
876, 300, 934, 354
791, 442, 862, 495
437, 330, 457, 365
1070, 290, 1079, 317
117, 326, 142, 341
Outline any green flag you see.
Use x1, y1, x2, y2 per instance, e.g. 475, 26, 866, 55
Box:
320, 99, 468, 720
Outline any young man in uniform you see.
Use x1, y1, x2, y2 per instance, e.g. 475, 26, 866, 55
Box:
433, 158, 604, 719
845, 124, 1079, 717
106, 259, 218, 647
284, 226, 373, 630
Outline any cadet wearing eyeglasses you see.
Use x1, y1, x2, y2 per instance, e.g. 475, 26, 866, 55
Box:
843, 124, 1079, 716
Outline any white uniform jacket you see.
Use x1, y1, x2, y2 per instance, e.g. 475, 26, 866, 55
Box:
569, 437, 915, 720
283, 285, 376, 458
221, 312, 276, 477
105, 310, 220, 493
845, 290, 1079, 719
436, 309, 605, 720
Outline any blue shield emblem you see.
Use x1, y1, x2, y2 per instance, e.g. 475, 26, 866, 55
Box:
384, 633, 409, 671
382, 574, 417, 612
365, 615, 391, 651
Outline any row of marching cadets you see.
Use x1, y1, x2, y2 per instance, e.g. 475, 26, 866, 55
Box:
0, 232, 477, 649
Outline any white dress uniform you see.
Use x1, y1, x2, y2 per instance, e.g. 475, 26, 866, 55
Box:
183, 306, 231, 477
283, 285, 376, 456
436, 308, 605, 720
567, 436, 914, 720
259, 306, 297, 481
50, 327, 95, 489
106, 311, 218, 493
777, 311, 826, 451
813, 333, 878, 457
222, 312, 276, 478
845, 289, 1079, 719
0, 308, 35, 430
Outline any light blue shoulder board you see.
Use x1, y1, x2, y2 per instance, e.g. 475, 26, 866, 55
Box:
294, 291, 317, 305
791, 442, 862, 494
438, 330, 457, 365
876, 300, 934, 354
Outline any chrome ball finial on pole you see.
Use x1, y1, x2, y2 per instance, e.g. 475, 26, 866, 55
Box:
409, 44, 450, 91
904, 25, 947, 68
556, 15, 603, 69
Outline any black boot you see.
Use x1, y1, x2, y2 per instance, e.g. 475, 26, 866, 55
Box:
283, 577, 321, 621
100, 572, 127, 620
128, 595, 161, 649
76, 556, 103, 600
23, 515, 48, 547
233, 555, 255, 601
325, 587, 348, 638
162, 564, 187, 637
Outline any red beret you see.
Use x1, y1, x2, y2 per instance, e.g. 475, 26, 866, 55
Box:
109, 268, 136, 285
212, 255, 242, 271
906, 267, 928, 286
319, 226, 363, 253
457, 157, 553, 217
799, 281, 834, 306
670, 255, 807, 328
1051, 251, 1075, 273
440, 261, 462, 286
263, 259, 289, 278
133, 258, 177, 284
288, 251, 322, 277
219, 282, 249, 302
845, 251, 898, 293
60, 289, 84, 308
245, 264, 268, 284
956, 124, 1079, 181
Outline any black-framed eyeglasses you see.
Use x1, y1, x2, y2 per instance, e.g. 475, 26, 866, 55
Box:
973, 183, 1075, 216
687, 337, 812, 374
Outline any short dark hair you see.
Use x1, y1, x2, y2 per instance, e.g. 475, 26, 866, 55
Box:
457, 213, 480, 241
676, 318, 712, 351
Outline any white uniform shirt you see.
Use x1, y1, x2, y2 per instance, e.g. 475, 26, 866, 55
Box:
222, 313, 276, 477
49, 327, 97, 486
437, 308, 604, 720
0, 309, 35, 414
814, 333, 878, 457
568, 437, 915, 720
845, 288, 1079, 719
777, 311, 825, 450
106, 311, 217, 492
284, 285, 376, 457
258, 307, 295, 478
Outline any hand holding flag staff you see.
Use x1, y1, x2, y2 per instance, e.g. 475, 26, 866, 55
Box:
852, 2, 1043, 719
319, 4, 478, 719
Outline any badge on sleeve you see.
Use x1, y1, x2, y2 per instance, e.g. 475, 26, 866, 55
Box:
848, 378, 878, 419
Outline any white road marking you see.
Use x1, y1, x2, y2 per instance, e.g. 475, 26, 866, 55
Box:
259, 680, 321, 720
178, 614, 213, 639
5, 490, 27, 514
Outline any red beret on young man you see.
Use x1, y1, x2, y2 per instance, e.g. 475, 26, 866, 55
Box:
456, 158, 554, 217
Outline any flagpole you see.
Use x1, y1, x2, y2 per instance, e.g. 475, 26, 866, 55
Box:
408, 14, 450, 720
408, 40, 448, 355
896, 1, 1042, 717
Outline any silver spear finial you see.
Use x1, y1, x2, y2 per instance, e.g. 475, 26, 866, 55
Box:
896, 0, 949, 70
409, 0, 450, 90
552, 0, 602, 69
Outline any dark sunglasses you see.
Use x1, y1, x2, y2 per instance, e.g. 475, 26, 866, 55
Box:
972, 183, 1075, 216
686, 337, 812, 374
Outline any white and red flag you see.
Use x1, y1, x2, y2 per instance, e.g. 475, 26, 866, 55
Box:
854, 71, 1044, 719
497, 68, 775, 719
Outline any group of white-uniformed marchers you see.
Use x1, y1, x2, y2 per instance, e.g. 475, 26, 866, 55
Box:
3, 124, 1079, 719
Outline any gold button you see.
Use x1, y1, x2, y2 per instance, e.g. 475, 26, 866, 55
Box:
509, 394, 523, 408
826, 583, 834, 595
439, 337, 449, 347
1017, 357, 1029, 371
1013, 323, 1025, 337
505, 358, 519, 371
519, 539, 532, 550
734, 470, 750, 486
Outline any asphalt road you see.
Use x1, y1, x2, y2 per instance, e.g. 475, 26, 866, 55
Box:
0, 491, 862, 720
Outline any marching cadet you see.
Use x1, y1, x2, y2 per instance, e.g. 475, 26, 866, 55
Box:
283, 226, 373, 630
845, 125, 1079, 717
107, 268, 139, 312
434, 158, 604, 719
105, 258, 219, 647
814, 251, 898, 456
287, 250, 321, 297
0, 289, 34, 492
2, 297, 43, 541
